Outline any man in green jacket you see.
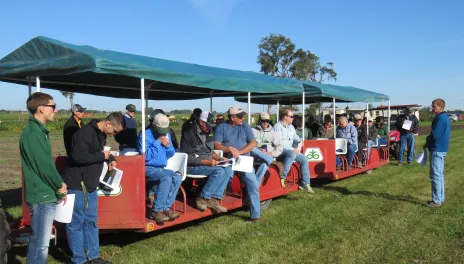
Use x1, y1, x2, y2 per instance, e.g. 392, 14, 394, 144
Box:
20, 92, 67, 264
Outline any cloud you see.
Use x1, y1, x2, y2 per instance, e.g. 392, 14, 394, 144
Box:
188, 0, 243, 26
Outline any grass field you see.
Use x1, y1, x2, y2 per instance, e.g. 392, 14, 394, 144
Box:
1, 128, 464, 263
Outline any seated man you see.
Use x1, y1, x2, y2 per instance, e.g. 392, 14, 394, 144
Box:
251, 112, 284, 180
295, 116, 312, 140
149, 109, 179, 151
353, 115, 376, 166
336, 116, 358, 169
180, 110, 231, 213
375, 116, 388, 150
307, 116, 320, 139
137, 113, 182, 223
273, 109, 314, 193
214, 106, 267, 224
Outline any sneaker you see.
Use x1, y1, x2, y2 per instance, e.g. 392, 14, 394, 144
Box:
425, 201, 442, 208
147, 193, 155, 206
250, 218, 269, 226
406, 162, 412, 165
90, 258, 112, 264
298, 183, 315, 194
196, 197, 208, 211
208, 198, 227, 213
164, 209, 180, 220
271, 161, 285, 176
280, 179, 286, 188
336, 165, 342, 171
149, 211, 169, 223
397, 162, 403, 166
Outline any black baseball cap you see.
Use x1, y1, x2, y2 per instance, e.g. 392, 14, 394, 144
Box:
71, 104, 86, 112
126, 104, 136, 112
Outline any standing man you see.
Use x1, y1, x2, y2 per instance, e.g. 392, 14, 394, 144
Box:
63, 112, 125, 264
273, 109, 314, 193
395, 107, 419, 165
20, 92, 67, 264
214, 106, 267, 224
115, 104, 138, 155
63, 104, 87, 156
424, 99, 450, 208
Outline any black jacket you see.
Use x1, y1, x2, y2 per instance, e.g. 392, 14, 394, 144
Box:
63, 116, 85, 156
180, 120, 213, 166
62, 119, 115, 192
395, 114, 419, 134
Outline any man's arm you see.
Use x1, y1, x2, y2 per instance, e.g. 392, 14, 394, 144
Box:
351, 126, 358, 144
431, 115, 447, 141
412, 116, 419, 134
24, 131, 63, 191
239, 139, 257, 155
271, 131, 283, 157
70, 132, 106, 165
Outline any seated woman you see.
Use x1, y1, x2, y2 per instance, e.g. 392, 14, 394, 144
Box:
375, 116, 388, 150
180, 110, 231, 213
137, 113, 182, 224
317, 114, 334, 138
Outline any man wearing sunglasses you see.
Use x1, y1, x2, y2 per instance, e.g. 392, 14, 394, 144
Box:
63, 112, 125, 264
63, 104, 87, 156
20, 92, 67, 264
273, 109, 314, 193
214, 106, 268, 224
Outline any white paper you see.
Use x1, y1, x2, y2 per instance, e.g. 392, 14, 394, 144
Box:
415, 150, 427, 166
54, 194, 75, 223
99, 162, 123, 190
402, 120, 412, 130
232, 155, 254, 173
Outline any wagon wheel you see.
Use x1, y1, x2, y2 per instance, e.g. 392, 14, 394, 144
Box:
260, 199, 272, 210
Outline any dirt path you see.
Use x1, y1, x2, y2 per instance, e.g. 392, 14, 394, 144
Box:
418, 124, 464, 135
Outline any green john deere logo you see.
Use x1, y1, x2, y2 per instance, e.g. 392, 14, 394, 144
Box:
304, 148, 323, 162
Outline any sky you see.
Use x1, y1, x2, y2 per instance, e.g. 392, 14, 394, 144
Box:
0, 0, 463, 113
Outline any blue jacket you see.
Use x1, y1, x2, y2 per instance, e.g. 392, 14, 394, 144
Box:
137, 127, 175, 167
426, 112, 450, 152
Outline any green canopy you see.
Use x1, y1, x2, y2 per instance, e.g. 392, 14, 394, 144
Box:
0, 36, 303, 100
234, 81, 389, 104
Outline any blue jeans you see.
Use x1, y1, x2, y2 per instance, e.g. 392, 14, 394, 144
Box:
276, 149, 310, 184
240, 169, 261, 219
188, 165, 233, 199
336, 143, 357, 166
146, 166, 182, 212
26, 202, 56, 264
251, 147, 274, 184
399, 133, 415, 163
66, 190, 99, 264
430, 151, 447, 204
377, 137, 388, 151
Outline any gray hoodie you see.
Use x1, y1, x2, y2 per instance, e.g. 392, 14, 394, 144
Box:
252, 124, 283, 157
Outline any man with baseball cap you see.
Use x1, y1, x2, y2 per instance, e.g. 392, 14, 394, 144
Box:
214, 106, 267, 224
137, 113, 182, 223
395, 107, 419, 165
115, 104, 138, 155
274, 109, 314, 193
149, 109, 179, 150
63, 104, 87, 156
251, 112, 284, 180
180, 110, 231, 213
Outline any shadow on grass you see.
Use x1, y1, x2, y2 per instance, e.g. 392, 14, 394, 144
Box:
320, 185, 424, 206
0, 188, 22, 221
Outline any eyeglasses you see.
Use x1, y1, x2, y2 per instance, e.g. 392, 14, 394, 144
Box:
42, 104, 57, 110
235, 114, 245, 119
261, 120, 270, 123
287, 116, 294, 119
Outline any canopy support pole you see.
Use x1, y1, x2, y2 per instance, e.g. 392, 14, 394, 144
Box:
276, 99, 280, 122
28, 77, 31, 96
36, 76, 40, 92
248, 92, 251, 125
333, 98, 336, 140
141, 79, 146, 154
145, 86, 149, 117
387, 100, 391, 134
319, 103, 322, 123
366, 102, 370, 165
210, 91, 213, 112
302, 92, 305, 141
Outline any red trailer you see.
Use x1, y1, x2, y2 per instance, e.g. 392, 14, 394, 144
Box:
1, 37, 390, 243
